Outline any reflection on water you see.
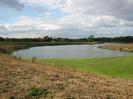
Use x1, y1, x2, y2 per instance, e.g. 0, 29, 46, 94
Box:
13, 44, 133, 58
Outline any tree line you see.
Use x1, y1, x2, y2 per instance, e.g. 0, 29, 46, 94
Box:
0, 36, 133, 43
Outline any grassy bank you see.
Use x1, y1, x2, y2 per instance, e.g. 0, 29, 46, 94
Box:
38, 56, 133, 79
99, 43, 133, 52
0, 54, 133, 99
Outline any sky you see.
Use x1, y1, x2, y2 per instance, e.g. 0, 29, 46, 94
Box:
0, 0, 133, 38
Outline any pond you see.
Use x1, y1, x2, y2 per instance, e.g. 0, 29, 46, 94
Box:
13, 44, 133, 58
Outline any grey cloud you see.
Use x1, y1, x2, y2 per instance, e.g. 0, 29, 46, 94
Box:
94, 0, 133, 20
1, 23, 133, 38
0, 25, 7, 31
0, 0, 24, 11
67, 0, 133, 21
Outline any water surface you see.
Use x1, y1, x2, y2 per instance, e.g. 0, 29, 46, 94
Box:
13, 44, 133, 58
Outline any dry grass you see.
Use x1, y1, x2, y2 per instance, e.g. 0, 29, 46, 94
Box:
0, 54, 133, 99
0, 45, 27, 53
99, 43, 133, 52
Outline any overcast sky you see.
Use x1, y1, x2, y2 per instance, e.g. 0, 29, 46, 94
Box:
0, 0, 133, 38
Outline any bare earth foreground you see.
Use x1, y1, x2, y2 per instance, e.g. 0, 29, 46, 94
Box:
0, 54, 133, 99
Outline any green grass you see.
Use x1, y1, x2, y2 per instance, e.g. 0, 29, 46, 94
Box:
38, 56, 133, 80
28, 87, 49, 97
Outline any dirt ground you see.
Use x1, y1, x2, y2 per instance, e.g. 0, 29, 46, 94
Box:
0, 54, 133, 99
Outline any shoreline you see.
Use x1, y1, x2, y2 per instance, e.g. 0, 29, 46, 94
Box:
0, 42, 99, 54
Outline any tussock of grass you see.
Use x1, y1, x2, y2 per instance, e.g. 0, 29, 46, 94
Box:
28, 87, 49, 97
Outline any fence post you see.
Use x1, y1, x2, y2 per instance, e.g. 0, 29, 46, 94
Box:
32, 57, 37, 63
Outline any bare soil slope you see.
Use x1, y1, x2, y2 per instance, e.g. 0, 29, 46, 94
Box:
0, 54, 133, 99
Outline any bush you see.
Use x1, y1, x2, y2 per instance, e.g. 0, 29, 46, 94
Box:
28, 87, 49, 97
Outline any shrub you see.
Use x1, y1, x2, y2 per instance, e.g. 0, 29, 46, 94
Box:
28, 87, 49, 97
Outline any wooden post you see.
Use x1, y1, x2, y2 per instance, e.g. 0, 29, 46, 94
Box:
32, 57, 37, 63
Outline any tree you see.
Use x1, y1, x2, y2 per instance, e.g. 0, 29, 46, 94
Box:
88, 35, 94, 42
0, 36, 4, 41
43, 36, 52, 42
